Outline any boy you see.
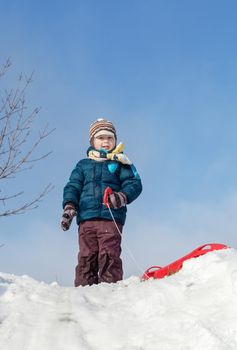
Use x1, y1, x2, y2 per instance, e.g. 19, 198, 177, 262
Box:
61, 118, 142, 286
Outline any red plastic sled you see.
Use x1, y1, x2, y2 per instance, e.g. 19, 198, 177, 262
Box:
142, 243, 229, 280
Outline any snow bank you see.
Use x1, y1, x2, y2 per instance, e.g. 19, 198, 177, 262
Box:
1, 248, 237, 350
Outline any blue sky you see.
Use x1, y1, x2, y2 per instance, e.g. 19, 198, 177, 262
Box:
1, 0, 237, 286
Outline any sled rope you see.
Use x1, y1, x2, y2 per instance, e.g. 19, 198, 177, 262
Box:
106, 203, 145, 276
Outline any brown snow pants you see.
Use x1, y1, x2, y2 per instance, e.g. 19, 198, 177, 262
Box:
75, 219, 123, 287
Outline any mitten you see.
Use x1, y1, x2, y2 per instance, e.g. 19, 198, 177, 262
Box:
108, 192, 127, 209
61, 203, 77, 231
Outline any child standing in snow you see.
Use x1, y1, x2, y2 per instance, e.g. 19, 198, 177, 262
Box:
61, 118, 142, 286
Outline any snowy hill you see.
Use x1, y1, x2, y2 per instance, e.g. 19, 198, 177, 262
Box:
1, 248, 237, 350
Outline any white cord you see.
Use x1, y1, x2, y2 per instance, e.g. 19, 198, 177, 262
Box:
106, 204, 145, 276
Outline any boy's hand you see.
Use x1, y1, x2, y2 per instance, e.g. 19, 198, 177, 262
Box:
108, 192, 127, 209
61, 203, 77, 231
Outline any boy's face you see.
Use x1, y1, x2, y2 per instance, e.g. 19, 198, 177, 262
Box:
93, 134, 116, 151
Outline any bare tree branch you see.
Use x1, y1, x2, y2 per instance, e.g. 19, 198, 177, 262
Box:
0, 183, 54, 217
0, 59, 54, 217
0, 58, 11, 79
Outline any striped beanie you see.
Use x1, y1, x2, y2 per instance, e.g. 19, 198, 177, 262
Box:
89, 118, 117, 145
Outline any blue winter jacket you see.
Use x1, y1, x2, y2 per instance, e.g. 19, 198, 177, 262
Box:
62, 148, 142, 225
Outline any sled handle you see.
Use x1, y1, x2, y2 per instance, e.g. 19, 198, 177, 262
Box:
142, 266, 162, 280
144, 266, 162, 273
199, 243, 228, 250
190, 243, 228, 257
103, 187, 113, 206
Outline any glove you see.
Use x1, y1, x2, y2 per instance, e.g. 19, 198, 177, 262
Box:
61, 203, 77, 231
108, 192, 127, 209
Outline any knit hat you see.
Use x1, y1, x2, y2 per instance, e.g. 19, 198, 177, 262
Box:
89, 118, 117, 145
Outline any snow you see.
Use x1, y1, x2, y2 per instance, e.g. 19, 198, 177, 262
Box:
1, 249, 237, 350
